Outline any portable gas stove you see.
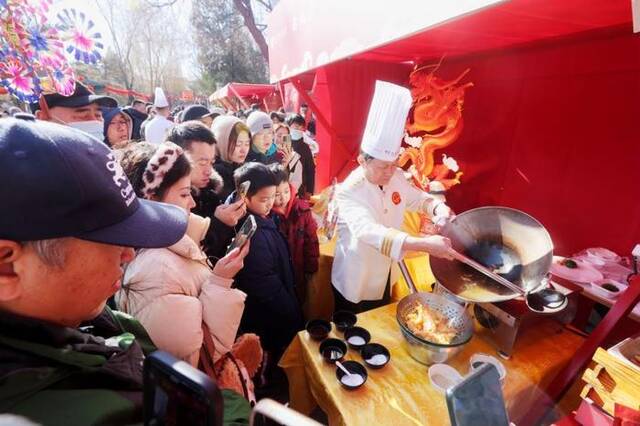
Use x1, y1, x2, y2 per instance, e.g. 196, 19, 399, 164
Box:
470, 280, 578, 358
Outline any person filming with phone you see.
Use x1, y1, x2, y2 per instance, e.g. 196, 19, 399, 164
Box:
165, 121, 247, 260
232, 162, 305, 389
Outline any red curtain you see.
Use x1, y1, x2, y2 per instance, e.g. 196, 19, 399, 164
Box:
312, 29, 640, 255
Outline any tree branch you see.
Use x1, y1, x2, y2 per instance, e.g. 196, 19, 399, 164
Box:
232, 0, 269, 62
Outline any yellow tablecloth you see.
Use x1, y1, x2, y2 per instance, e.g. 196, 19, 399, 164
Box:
279, 303, 585, 426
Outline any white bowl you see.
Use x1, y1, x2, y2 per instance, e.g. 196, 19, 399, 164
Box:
469, 353, 507, 385
428, 363, 463, 394
590, 279, 627, 300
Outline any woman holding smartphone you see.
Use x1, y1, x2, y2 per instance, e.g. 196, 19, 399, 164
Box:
115, 141, 262, 402
212, 116, 252, 201
274, 123, 303, 193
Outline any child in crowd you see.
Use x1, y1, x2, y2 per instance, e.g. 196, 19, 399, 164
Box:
232, 163, 304, 359
269, 164, 319, 306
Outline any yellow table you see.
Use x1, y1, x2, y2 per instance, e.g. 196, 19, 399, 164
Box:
279, 303, 585, 426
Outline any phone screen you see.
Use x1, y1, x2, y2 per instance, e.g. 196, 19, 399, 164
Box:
144, 351, 221, 426
226, 214, 257, 254
282, 134, 292, 148
238, 181, 250, 199
446, 363, 509, 426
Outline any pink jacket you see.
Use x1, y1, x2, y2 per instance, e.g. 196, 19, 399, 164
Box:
116, 214, 246, 366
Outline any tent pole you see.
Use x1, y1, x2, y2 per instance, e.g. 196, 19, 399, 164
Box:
229, 85, 250, 109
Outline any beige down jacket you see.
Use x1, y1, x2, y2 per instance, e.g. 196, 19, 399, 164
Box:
116, 214, 246, 367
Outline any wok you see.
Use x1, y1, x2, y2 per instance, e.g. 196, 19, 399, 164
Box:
430, 206, 554, 304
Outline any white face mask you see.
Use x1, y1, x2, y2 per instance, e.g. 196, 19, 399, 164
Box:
66, 120, 105, 141
290, 129, 303, 140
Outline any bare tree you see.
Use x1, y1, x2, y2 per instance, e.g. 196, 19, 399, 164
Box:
95, 0, 138, 95
94, 0, 188, 99
232, 0, 274, 62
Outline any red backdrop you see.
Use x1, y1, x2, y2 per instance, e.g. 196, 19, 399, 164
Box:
312, 30, 640, 256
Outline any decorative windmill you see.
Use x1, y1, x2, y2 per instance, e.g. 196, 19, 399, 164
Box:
0, 0, 104, 102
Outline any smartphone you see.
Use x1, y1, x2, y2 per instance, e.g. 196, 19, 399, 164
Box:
445, 363, 509, 426
238, 181, 251, 199
281, 134, 292, 150
144, 350, 223, 426
226, 214, 257, 254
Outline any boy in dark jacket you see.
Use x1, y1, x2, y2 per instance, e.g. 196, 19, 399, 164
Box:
232, 163, 304, 356
269, 164, 319, 306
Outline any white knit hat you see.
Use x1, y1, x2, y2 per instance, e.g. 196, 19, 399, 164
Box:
246, 111, 272, 136
360, 81, 413, 162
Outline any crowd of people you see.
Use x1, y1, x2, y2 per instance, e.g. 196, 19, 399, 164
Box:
0, 83, 321, 425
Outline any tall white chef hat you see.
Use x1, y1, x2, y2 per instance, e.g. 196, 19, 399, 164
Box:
154, 87, 169, 108
360, 81, 413, 162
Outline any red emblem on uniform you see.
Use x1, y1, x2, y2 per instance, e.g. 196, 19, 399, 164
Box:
392, 192, 401, 205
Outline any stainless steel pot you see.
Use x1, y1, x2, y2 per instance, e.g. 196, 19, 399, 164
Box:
430, 206, 554, 303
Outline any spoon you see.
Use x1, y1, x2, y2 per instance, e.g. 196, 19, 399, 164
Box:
448, 248, 567, 313
335, 360, 354, 378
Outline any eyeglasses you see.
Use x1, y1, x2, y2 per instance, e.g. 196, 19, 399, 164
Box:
109, 120, 129, 127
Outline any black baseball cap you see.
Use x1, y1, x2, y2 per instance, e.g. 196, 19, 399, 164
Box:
0, 118, 187, 247
182, 105, 213, 122
30, 82, 117, 113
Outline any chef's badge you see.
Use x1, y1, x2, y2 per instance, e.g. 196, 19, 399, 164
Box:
392, 191, 401, 205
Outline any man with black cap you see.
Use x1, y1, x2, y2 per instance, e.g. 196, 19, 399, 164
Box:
182, 104, 216, 128
31, 81, 117, 141
0, 119, 251, 425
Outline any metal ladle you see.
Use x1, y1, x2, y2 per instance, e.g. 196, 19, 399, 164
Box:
448, 248, 567, 313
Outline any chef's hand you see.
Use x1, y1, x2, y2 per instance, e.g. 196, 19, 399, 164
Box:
214, 199, 246, 227
417, 235, 454, 259
213, 241, 250, 279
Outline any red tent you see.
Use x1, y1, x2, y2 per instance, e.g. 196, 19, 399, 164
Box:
209, 82, 281, 112
267, 0, 639, 256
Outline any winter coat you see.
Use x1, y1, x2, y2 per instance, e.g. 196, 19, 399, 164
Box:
123, 106, 148, 140
192, 170, 236, 260
0, 307, 252, 426
245, 149, 279, 165
116, 213, 247, 366
233, 213, 304, 353
292, 136, 316, 197
213, 159, 242, 202
272, 187, 320, 302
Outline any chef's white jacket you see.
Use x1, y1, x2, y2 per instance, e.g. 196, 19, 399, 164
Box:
331, 166, 443, 303
145, 115, 174, 145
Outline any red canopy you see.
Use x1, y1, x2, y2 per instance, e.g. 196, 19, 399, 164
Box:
267, 0, 639, 256
210, 83, 281, 111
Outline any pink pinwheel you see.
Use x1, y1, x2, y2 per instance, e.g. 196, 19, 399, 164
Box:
0, 55, 40, 102
57, 9, 103, 64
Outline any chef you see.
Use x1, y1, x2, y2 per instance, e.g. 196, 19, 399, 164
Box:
331, 81, 454, 313
145, 87, 174, 145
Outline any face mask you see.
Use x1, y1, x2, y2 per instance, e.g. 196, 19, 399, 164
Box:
290, 129, 303, 140
66, 120, 105, 141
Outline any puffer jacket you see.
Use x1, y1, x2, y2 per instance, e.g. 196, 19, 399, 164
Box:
272, 186, 320, 302
116, 214, 246, 365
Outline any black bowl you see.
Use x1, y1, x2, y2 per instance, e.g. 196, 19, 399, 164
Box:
360, 343, 391, 369
319, 338, 347, 363
306, 319, 331, 341
344, 326, 371, 349
332, 310, 357, 332
335, 360, 368, 390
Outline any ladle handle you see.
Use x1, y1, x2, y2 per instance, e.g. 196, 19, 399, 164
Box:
399, 259, 419, 294
448, 248, 525, 295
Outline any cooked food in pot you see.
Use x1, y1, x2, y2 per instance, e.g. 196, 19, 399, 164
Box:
403, 303, 458, 345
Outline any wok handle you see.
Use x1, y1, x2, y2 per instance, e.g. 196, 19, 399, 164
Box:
399, 259, 419, 294
448, 248, 525, 295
